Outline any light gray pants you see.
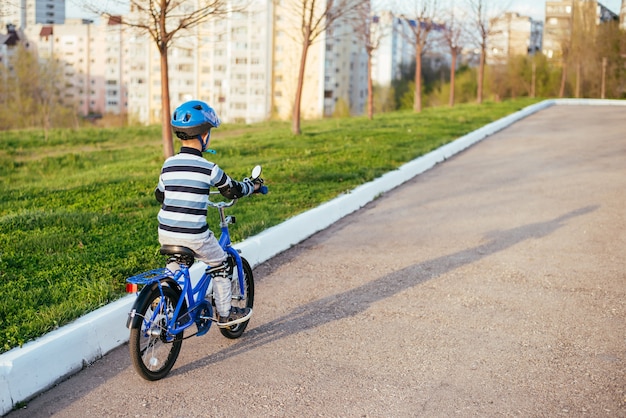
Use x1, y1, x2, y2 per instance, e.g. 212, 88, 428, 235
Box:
159, 232, 232, 317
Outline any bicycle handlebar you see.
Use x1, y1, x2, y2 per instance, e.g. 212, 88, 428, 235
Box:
207, 191, 237, 208
207, 165, 267, 208
207, 183, 268, 208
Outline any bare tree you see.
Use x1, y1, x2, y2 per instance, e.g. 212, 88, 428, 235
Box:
571, 0, 597, 98
2, 44, 38, 129
554, 0, 595, 98
402, 0, 439, 113
354, 1, 389, 119
595, 18, 626, 99
85, 0, 239, 158
280, 0, 365, 135
556, 3, 574, 98
465, 0, 507, 104
440, 1, 466, 106
0, 44, 71, 132
36, 56, 66, 138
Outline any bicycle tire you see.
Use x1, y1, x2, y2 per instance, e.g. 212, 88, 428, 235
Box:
129, 283, 185, 380
220, 256, 255, 339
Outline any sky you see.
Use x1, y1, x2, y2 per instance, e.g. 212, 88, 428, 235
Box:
67, 0, 624, 21
509, 0, 622, 20
66, 0, 127, 19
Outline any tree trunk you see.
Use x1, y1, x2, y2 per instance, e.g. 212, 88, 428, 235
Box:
449, 50, 457, 107
292, 36, 311, 135
160, 45, 174, 158
414, 43, 422, 113
601, 57, 607, 99
531, 60, 536, 98
575, 61, 581, 98
367, 50, 373, 120
559, 59, 568, 98
73, 110, 80, 130
477, 47, 485, 104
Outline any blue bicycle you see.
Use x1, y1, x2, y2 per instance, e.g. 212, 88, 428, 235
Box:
125, 166, 267, 380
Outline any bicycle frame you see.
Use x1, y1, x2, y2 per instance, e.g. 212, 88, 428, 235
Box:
126, 165, 264, 380
166, 246, 246, 337
126, 197, 247, 339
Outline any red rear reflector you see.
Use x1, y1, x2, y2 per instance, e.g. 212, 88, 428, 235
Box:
126, 283, 138, 293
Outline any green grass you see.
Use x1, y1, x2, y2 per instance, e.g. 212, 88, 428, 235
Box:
0, 98, 541, 353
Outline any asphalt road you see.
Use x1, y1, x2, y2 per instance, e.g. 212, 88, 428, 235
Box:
7, 105, 626, 417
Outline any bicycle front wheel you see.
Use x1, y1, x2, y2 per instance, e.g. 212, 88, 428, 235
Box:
129, 284, 185, 380
220, 256, 255, 339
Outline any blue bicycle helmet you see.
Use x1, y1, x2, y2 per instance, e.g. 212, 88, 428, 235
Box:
171, 101, 221, 150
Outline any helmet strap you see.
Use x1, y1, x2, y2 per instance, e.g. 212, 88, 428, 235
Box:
197, 132, 216, 154
197, 133, 209, 152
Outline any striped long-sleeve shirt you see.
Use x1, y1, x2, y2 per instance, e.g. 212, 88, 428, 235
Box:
156, 147, 254, 241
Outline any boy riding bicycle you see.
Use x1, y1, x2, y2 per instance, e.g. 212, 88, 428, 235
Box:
155, 100, 260, 327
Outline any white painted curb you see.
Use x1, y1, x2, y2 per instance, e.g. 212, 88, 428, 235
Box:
1, 99, 624, 415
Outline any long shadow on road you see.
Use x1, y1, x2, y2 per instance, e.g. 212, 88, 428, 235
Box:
173, 205, 598, 375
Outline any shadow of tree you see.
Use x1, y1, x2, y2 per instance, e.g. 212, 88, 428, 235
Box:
174, 205, 598, 375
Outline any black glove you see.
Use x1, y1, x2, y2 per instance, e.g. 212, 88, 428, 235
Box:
155, 187, 164, 204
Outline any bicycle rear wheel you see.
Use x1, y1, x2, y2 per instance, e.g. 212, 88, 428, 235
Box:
129, 284, 185, 380
220, 256, 254, 339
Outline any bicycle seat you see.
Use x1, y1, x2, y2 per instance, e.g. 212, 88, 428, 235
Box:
160, 245, 197, 267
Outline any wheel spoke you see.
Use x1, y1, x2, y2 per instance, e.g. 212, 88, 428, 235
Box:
129, 284, 185, 380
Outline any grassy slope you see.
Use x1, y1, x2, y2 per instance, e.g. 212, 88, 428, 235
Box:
0, 99, 540, 352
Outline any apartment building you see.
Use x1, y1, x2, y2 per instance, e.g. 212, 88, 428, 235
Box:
1, 0, 65, 28
271, 1, 326, 121
370, 11, 415, 87
201, 1, 274, 123
369, 11, 453, 88
323, 16, 368, 116
270, 1, 369, 120
0, 24, 23, 71
488, 13, 543, 65
543, 0, 619, 59
125, 0, 274, 125
1, 0, 64, 80
127, 0, 365, 125
26, 16, 127, 116
4, 0, 371, 124
100, 17, 126, 116
544, 0, 573, 59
